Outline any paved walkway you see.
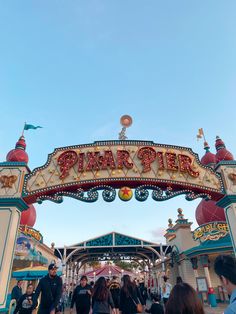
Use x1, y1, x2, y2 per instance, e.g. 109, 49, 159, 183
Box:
67, 302, 227, 313
204, 304, 226, 313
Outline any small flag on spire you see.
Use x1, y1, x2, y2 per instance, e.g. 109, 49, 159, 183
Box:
197, 128, 204, 140
24, 124, 43, 131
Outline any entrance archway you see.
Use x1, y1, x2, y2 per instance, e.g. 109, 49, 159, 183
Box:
1, 137, 236, 310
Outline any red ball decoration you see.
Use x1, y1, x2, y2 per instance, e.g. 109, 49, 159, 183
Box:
195, 199, 226, 226
201, 151, 216, 166
215, 149, 234, 163
20, 204, 36, 227
7, 149, 29, 163
6, 136, 29, 163
200, 142, 216, 166
215, 136, 234, 163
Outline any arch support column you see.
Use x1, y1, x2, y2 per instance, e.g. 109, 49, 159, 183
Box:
217, 197, 236, 254
200, 255, 217, 308
190, 257, 199, 278
216, 163, 236, 256
0, 164, 29, 311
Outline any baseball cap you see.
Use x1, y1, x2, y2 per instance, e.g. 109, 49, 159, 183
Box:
48, 263, 58, 270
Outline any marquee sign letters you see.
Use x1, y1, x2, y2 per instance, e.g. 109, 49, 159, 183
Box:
22, 140, 224, 204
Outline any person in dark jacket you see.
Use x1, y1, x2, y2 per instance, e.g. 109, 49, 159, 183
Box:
92, 277, 115, 314
33, 263, 62, 314
109, 276, 120, 314
145, 294, 164, 314
70, 276, 92, 314
119, 275, 143, 314
14, 284, 37, 314
139, 282, 148, 306
11, 280, 23, 302
176, 276, 183, 284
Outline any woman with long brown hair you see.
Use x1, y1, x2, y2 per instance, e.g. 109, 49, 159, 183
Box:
92, 277, 114, 314
165, 283, 205, 314
119, 275, 143, 314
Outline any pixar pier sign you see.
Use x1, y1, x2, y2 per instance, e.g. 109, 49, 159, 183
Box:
23, 140, 223, 204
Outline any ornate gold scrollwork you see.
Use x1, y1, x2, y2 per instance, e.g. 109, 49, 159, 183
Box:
228, 173, 236, 185
0, 175, 17, 188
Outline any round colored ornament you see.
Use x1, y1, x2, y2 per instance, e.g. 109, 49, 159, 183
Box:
118, 186, 133, 201
20, 204, 36, 227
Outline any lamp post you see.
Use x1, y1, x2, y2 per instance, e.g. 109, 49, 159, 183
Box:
109, 270, 111, 279
93, 271, 96, 282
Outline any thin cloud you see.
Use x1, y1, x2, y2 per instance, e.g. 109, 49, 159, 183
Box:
90, 122, 118, 140
150, 227, 166, 242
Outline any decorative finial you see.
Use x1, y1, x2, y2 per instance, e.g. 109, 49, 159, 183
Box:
51, 242, 55, 249
203, 141, 210, 152
119, 115, 133, 140
177, 208, 184, 219
178, 208, 182, 214
168, 218, 173, 228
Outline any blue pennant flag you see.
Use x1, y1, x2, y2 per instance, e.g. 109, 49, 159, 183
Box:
24, 124, 43, 131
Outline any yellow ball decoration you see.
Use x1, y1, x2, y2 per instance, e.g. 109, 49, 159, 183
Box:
118, 186, 133, 201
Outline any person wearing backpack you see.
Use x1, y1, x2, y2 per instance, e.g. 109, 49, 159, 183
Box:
109, 276, 120, 314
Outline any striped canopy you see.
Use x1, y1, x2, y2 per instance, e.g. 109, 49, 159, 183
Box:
82, 265, 133, 279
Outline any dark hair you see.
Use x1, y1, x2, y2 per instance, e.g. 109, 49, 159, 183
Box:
176, 276, 183, 284
165, 283, 205, 314
214, 255, 236, 285
122, 274, 136, 297
27, 284, 33, 289
93, 277, 109, 301
152, 294, 160, 302
17, 280, 23, 284
80, 275, 88, 282
163, 276, 168, 282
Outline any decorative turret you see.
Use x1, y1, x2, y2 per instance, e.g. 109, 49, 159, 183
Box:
6, 136, 29, 163
195, 199, 226, 226
215, 136, 234, 163
168, 218, 174, 228
175, 208, 192, 228
164, 218, 176, 243
165, 209, 196, 252
201, 141, 216, 167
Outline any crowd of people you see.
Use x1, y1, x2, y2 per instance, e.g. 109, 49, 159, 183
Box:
11, 254, 236, 314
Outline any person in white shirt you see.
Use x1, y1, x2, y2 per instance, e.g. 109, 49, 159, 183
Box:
161, 276, 172, 305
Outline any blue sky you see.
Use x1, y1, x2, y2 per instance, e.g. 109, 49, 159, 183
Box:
0, 1, 236, 247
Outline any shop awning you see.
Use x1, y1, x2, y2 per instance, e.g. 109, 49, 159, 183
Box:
184, 236, 233, 258
12, 266, 62, 280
